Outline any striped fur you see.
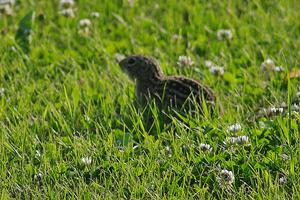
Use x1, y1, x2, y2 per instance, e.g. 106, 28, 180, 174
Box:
119, 55, 216, 110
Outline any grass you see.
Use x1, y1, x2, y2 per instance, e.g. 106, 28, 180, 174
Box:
1, 0, 300, 199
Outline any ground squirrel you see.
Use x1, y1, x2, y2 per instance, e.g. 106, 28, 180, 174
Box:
119, 55, 217, 112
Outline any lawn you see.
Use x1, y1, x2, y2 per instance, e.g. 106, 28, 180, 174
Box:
1, 0, 300, 199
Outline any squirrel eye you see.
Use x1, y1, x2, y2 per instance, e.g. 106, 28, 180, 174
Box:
127, 58, 136, 65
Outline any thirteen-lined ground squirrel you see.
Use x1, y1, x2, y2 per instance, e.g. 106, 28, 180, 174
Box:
119, 55, 217, 112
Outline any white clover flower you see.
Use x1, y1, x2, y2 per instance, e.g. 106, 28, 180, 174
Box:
177, 55, 194, 67
78, 19, 91, 28
0, 3, 13, 16
60, 0, 74, 9
115, 53, 126, 62
279, 176, 287, 184
218, 169, 234, 187
261, 59, 285, 73
209, 66, 224, 76
220, 170, 234, 183
33, 172, 43, 182
59, 0, 75, 18
160, 146, 173, 158
0, 0, 14, 15
297, 92, 300, 98
217, 29, 233, 40
278, 107, 284, 113
78, 19, 92, 36
225, 136, 249, 145
90, 12, 100, 18
59, 8, 75, 17
0, 88, 5, 95
237, 136, 249, 143
81, 157, 92, 165
204, 60, 214, 68
259, 106, 285, 117
261, 58, 275, 70
227, 123, 241, 132
35, 150, 41, 158
274, 66, 284, 72
204, 60, 225, 76
199, 143, 212, 152
267, 107, 284, 114
165, 146, 172, 157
